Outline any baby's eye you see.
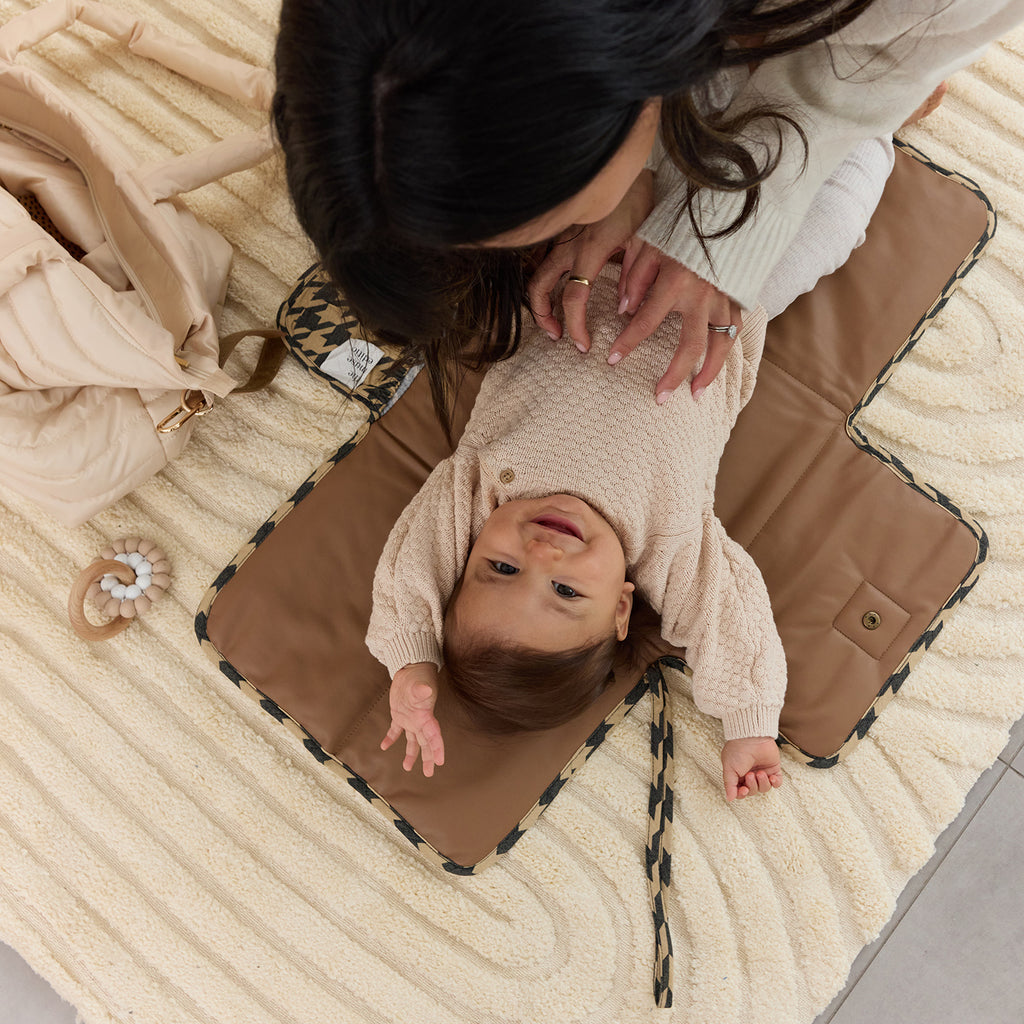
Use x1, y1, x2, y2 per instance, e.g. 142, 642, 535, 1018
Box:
490, 561, 518, 575
552, 582, 578, 598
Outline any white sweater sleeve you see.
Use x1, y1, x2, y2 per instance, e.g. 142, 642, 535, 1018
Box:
637, 0, 1024, 309
757, 135, 894, 319
365, 455, 478, 676
651, 507, 787, 741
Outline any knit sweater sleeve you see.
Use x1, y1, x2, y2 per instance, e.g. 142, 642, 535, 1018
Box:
655, 506, 786, 741
637, 0, 1024, 309
365, 454, 477, 676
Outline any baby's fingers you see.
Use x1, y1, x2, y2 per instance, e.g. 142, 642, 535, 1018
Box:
380, 721, 403, 752
746, 770, 775, 795
723, 770, 745, 802
421, 717, 445, 770
401, 730, 423, 773
416, 727, 445, 778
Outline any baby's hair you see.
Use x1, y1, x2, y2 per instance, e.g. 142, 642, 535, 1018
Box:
442, 590, 664, 735
442, 629, 619, 736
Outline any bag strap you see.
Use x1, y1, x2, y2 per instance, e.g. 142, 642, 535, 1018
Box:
159, 331, 287, 435
0, 0, 276, 197
219, 330, 288, 394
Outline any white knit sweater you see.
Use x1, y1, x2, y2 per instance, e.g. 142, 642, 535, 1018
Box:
640, 0, 1024, 309
367, 270, 784, 741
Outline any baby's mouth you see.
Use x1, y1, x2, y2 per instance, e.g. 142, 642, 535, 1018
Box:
532, 516, 583, 541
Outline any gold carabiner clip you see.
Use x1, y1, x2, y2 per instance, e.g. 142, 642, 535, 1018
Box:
155, 389, 213, 433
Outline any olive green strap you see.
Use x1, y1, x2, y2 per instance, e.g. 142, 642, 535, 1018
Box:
219, 329, 288, 393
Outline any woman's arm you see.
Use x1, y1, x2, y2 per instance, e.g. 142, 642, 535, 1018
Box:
638, 0, 1024, 310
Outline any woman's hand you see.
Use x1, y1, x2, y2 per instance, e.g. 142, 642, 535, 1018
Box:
528, 168, 654, 349
527, 166, 742, 402
614, 246, 743, 404
380, 662, 445, 777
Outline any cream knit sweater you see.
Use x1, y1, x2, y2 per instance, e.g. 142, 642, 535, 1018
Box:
641, 0, 1024, 310
367, 269, 783, 742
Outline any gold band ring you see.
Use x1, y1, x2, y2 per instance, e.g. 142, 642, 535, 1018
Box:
566, 274, 592, 287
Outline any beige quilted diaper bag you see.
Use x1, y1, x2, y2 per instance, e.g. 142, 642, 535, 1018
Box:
0, 0, 277, 525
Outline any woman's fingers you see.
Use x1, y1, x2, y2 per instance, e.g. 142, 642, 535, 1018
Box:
609, 270, 682, 365
561, 248, 614, 352
688, 300, 743, 398
683, 331, 729, 400
616, 253, 745, 400
614, 250, 718, 383
617, 242, 662, 319
653, 326, 707, 402
618, 235, 645, 301
527, 170, 655, 346
527, 245, 575, 339
534, 226, 744, 402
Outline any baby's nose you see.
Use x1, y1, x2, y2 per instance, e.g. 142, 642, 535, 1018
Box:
527, 537, 564, 562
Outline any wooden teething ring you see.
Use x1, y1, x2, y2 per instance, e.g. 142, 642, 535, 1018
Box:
68, 538, 171, 641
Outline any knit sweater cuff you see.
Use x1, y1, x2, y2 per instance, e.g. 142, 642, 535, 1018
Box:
377, 634, 442, 677
721, 704, 783, 742
636, 193, 801, 312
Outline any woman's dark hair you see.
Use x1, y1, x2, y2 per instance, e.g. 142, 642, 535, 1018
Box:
274, 0, 877, 424
442, 591, 663, 735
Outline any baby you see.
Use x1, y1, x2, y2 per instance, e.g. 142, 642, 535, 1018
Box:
366, 266, 785, 801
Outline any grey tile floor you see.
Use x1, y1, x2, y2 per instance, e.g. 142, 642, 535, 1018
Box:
2, 717, 1023, 1024
816, 714, 1024, 1024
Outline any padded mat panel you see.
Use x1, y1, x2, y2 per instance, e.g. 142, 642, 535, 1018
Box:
716, 145, 991, 758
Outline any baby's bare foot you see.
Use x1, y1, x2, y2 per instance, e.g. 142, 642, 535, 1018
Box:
902, 81, 948, 127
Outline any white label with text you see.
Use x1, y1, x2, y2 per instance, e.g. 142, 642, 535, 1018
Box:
320, 338, 384, 389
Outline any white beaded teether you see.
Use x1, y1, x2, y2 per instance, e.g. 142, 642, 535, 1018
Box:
68, 538, 172, 641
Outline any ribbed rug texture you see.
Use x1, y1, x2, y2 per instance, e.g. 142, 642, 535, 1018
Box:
1, 2, 1023, 1022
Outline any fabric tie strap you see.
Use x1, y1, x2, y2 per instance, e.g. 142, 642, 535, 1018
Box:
646, 666, 675, 1007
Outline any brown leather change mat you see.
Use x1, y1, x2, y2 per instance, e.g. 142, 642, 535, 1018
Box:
197, 142, 991, 873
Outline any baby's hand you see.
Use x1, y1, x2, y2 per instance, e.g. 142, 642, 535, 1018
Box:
721, 737, 783, 802
380, 663, 445, 777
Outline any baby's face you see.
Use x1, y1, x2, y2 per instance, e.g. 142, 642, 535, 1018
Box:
454, 495, 634, 651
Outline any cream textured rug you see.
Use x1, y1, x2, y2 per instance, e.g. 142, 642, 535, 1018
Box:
1, 2, 1023, 1022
